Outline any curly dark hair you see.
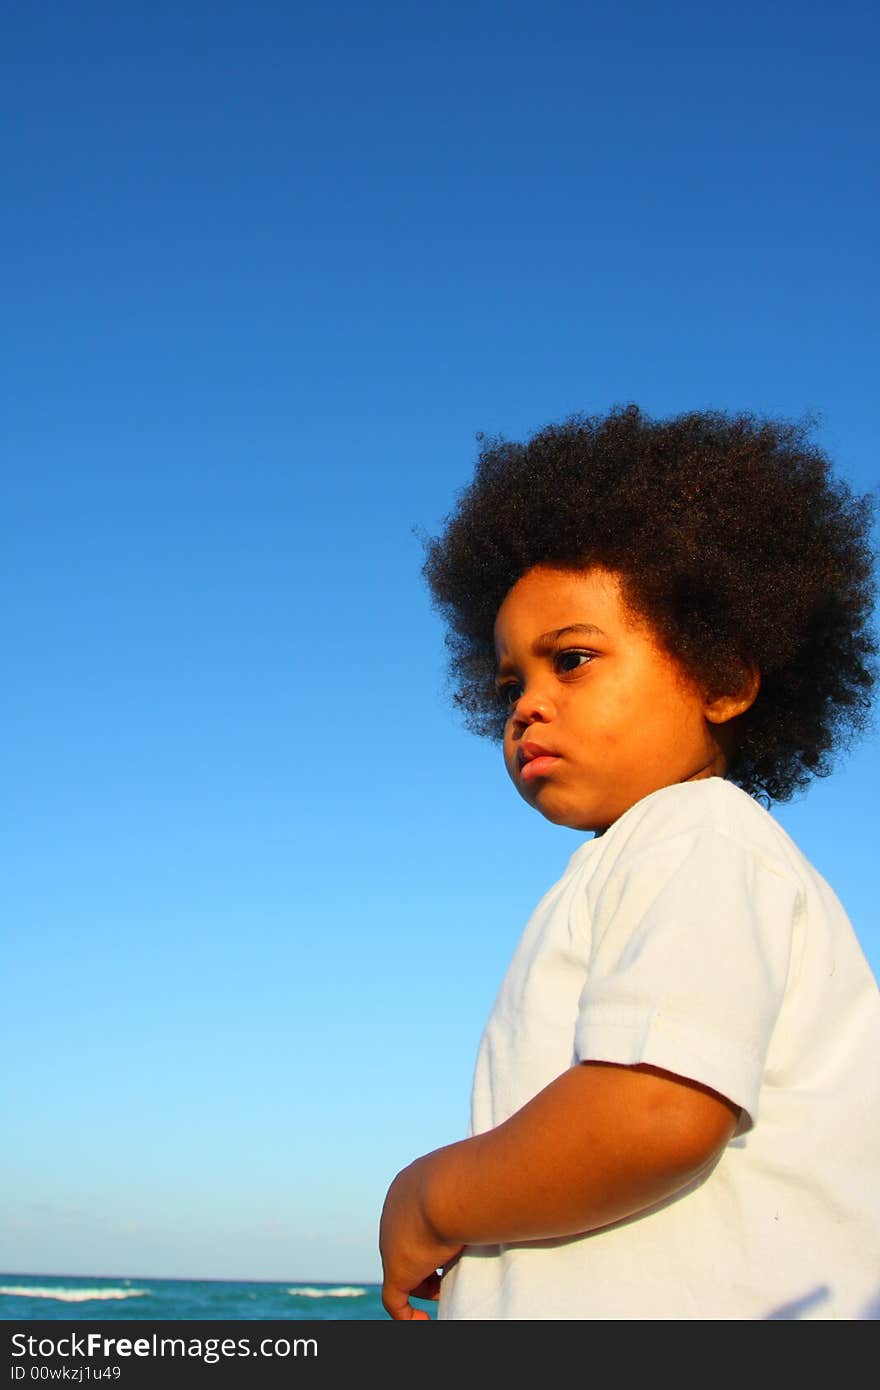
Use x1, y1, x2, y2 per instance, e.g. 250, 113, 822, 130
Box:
423, 405, 878, 805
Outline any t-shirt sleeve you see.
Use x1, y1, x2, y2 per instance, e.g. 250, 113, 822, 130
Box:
573, 827, 801, 1130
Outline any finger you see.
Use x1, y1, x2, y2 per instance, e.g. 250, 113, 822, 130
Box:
382, 1285, 426, 1321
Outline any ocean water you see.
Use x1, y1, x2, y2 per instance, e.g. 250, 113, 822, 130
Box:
0, 1274, 437, 1321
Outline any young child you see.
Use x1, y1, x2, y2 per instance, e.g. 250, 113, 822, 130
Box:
379, 404, 880, 1321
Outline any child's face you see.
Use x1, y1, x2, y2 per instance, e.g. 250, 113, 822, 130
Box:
493, 564, 733, 834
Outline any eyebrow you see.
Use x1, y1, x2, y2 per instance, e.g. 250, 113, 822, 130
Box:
495, 623, 607, 676
533, 623, 606, 651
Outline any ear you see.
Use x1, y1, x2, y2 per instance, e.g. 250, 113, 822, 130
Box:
703, 663, 761, 726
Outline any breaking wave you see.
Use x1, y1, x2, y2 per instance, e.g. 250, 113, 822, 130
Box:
0, 1286, 149, 1303
287, 1285, 367, 1298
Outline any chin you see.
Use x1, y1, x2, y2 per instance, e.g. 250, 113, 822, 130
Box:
523, 790, 598, 832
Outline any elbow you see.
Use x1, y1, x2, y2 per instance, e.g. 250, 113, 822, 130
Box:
634, 1066, 740, 1185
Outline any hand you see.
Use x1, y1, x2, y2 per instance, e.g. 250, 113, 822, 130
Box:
379, 1153, 464, 1321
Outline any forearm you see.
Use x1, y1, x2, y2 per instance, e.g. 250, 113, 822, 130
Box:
379, 1060, 738, 1317
416, 1061, 738, 1246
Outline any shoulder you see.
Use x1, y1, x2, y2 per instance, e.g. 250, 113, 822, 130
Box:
597, 777, 798, 876
578, 778, 814, 914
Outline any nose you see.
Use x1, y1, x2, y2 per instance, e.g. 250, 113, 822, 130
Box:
509, 684, 556, 729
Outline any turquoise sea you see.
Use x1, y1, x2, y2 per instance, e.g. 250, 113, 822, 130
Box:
0, 1274, 437, 1321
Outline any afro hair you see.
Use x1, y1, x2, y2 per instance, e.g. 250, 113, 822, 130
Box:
423, 404, 878, 806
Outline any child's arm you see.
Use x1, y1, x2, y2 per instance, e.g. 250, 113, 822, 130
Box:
379, 1059, 739, 1319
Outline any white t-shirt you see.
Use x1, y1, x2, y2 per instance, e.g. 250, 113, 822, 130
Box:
438, 777, 880, 1320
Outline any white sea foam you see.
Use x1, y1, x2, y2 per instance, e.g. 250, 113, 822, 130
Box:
0, 1286, 149, 1303
287, 1285, 367, 1298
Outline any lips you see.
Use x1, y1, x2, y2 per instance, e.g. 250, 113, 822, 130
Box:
518, 740, 562, 782
518, 740, 556, 765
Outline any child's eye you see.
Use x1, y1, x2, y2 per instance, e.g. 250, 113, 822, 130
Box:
555, 649, 595, 673
495, 681, 523, 708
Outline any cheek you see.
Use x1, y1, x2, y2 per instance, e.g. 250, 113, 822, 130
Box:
584, 699, 650, 756
502, 732, 517, 774
582, 690, 636, 743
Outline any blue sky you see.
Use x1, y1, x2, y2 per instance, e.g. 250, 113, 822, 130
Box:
3, 0, 878, 1284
